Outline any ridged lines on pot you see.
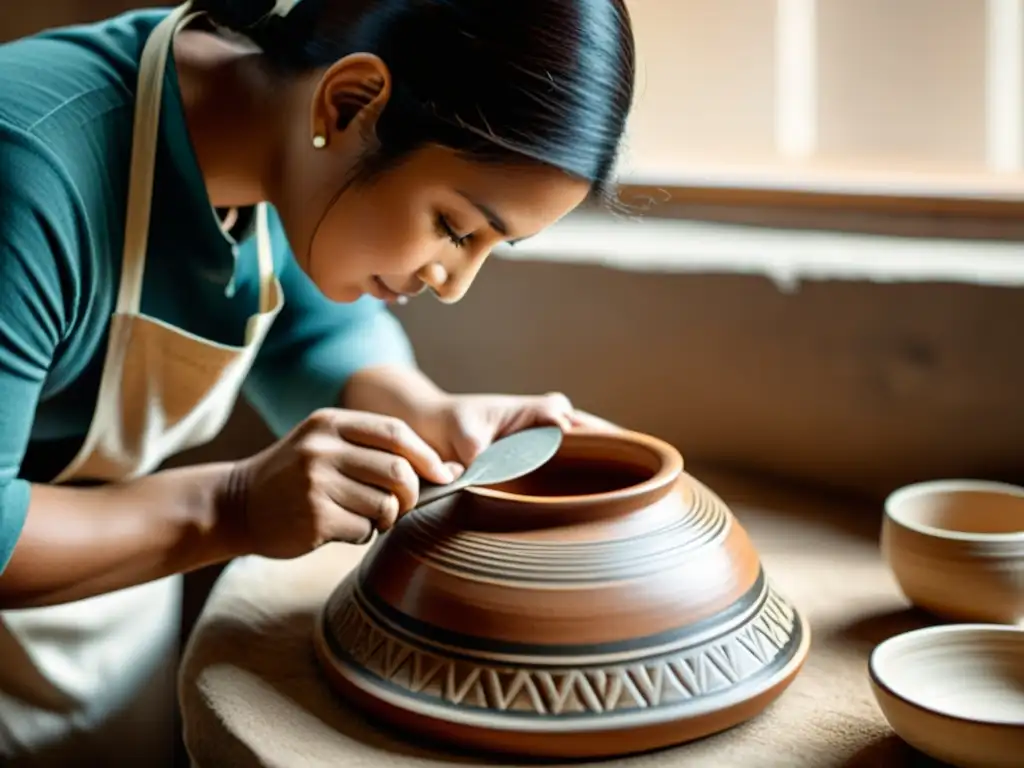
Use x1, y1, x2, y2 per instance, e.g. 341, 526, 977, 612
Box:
389, 478, 731, 584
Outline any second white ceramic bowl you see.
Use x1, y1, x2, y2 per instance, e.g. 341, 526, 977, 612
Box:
882, 479, 1024, 624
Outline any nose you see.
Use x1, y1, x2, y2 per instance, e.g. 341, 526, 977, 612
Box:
417, 262, 448, 293
418, 247, 490, 304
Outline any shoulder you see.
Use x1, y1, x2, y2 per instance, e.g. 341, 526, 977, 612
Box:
0, 124, 80, 246
0, 124, 90, 342
0, 10, 166, 135
0, 10, 170, 326
0, 10, 168, 243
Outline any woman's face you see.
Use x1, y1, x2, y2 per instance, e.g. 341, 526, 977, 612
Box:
274, 144, 589, 305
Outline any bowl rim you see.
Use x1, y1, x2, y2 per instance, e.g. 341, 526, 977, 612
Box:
869, 623, 1024, 727
883, 479, 1024, 542
467, 429, 683, 506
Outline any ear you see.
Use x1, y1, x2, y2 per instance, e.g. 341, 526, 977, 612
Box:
309, 53, 391, 146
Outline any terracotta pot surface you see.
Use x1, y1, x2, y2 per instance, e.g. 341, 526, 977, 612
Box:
314, 430, 810, 758
882, 479, 1024, 625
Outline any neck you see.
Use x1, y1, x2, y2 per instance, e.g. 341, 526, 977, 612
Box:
173, 30, 284, 209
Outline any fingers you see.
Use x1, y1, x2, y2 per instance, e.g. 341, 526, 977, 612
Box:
497, 392, 574, 436
303, 410, 462, 536
317, 453, 452, 542
330, 512, 375, 545
309, 491, 376, 545
318, 410, 454, 485
353, 527, 375, 546
450, 428, 488, 467
569, 409, 623, 433
305, 470, 401, 547
534, 395, 622, 434
332, 446, 418, 517
532, 392, 574, 431
310, 473, 399, 544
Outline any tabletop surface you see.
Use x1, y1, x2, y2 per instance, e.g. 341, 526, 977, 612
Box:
178, 468, 947, 768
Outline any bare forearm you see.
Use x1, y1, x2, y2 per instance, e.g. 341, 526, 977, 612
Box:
0, 462, 244, 609
342, 364, 450, 424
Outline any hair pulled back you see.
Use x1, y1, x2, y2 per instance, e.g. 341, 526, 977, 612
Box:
191, 0, 635, 201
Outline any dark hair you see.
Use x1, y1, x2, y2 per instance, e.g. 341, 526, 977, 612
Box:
193, 0, 635, 203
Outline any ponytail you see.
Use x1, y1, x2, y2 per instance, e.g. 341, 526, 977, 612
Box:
188, 0, 312, 67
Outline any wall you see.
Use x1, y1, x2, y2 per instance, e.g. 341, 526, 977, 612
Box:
4, 2, 1024, 503
397, 255, 1024, 498
10, 1, 1017, 181
165, 242, 1024, 504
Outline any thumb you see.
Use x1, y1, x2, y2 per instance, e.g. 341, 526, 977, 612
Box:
443, 460, 466, 481
451, 424, 490, 467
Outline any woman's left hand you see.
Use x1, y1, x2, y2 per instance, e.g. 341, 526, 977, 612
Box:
411, 392, 621, 468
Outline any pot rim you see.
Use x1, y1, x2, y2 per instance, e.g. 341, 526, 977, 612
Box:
884, 479, 1024, 543
467, 429, 683, 506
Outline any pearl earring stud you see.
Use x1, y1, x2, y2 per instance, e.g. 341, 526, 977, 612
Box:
312, 134, 327, 149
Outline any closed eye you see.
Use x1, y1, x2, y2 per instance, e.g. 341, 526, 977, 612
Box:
435, 214, 470, 248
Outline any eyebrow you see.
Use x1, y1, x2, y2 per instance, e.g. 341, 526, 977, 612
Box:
456, 190, 522, 244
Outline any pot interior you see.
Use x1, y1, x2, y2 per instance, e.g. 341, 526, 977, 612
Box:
479, 433, 671, 500
891, 487, 1024, 536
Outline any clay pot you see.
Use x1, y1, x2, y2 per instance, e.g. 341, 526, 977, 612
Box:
314, 430, 810, 759
869, 624, 1024, 768
882, 480, 1024, 624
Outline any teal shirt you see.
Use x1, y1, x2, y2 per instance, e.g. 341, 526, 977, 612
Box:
0, 10, 415, 571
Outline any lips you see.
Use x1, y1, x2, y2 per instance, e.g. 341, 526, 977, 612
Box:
372, 276, 416, 304
372, 276, 398, 299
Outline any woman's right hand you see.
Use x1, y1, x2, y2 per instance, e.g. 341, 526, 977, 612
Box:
224, 408, 460, 559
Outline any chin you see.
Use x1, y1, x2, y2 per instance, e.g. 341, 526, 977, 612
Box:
315, 282, 365, 304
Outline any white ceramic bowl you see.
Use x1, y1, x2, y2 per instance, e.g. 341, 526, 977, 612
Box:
882, 479, 1024, 624
869, 624, 1024, 768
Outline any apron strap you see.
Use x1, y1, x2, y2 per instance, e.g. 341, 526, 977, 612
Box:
117, 3, 277, 318
254, 204, 276, 314
116, 4, 195, 316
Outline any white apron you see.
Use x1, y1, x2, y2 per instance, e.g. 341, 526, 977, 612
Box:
0, 4, 283, 763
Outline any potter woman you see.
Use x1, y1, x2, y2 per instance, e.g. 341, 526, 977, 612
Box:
0, 0, 634, 763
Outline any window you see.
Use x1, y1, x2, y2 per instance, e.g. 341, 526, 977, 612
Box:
620, 0, 1024, 205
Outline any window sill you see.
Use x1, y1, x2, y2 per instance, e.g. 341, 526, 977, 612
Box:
613, 161, 1024, 222
495, 210, 1024, 290
617, 159, 1024, 203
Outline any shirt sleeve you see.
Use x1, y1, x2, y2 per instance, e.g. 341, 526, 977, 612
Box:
0, 130, 75, 573
242, 210, 416, 439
